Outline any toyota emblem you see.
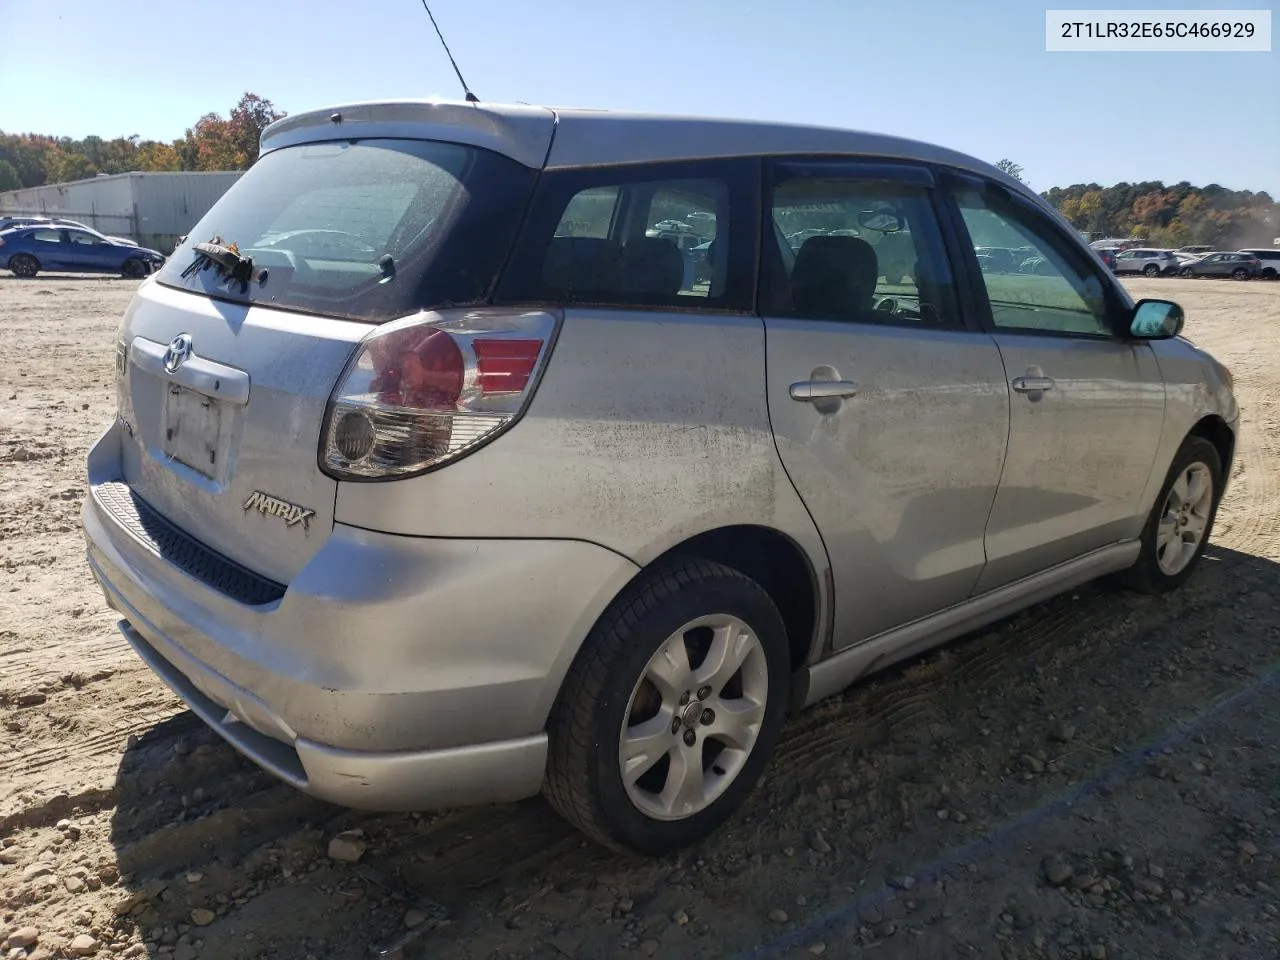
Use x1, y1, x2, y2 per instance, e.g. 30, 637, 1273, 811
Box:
163, 333, 193, 373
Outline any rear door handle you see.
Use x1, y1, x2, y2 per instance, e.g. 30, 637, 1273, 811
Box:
1012, 376, 1055, 394
789, 380, 859, 401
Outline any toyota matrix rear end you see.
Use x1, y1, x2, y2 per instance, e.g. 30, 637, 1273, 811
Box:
81, 102, 638, 810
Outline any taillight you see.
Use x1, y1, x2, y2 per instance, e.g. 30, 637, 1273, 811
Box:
320, 308, 558, 480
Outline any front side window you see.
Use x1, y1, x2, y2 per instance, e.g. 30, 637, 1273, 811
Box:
497, 160, 754, 311
952, 189, 1113, 336
68, 231, 98, 246
765, 172, 958, 328
155, 138, 537, 323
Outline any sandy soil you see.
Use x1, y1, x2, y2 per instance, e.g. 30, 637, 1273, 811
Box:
1, 275, 1278, 960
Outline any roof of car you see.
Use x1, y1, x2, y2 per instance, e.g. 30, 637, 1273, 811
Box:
260, 99, 1034, 200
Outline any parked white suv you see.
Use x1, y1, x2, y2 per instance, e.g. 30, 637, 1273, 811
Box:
1238, 248, 1280, 280
83, 101, 1238, 855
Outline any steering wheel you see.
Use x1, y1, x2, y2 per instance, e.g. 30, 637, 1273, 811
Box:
875, 297, 898, 313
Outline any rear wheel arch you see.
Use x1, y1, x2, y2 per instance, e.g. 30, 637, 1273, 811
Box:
648, 524, 821, 679
8, 253, 40, 277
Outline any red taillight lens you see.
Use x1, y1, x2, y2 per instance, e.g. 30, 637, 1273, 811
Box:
473, 338, 542, 394
320, 309, 558, 480
368, 327, 465, 407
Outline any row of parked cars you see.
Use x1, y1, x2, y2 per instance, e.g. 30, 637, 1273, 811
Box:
0, 215, 167, 278
1098, 243, 1277, 281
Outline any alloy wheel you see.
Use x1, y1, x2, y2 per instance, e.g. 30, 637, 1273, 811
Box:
618, 615, 768, 821
1156, 462, 1214, 576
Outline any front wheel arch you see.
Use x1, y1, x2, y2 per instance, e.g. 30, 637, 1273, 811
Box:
1189, 415, 1235, 484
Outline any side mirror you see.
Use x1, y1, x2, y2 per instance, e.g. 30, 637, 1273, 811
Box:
1129, 299, 1184, 339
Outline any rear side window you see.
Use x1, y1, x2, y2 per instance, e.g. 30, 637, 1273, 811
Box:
30, 230, 62, 244
762, 165, 960, 329
156, 138, 537, 323
496, 159, 757, 312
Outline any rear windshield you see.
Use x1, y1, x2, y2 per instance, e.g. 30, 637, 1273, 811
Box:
156, 138, 536, 323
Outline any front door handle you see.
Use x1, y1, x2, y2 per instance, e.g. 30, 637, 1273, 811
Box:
790, 380, 859, 401
1012, 376, 1055, 394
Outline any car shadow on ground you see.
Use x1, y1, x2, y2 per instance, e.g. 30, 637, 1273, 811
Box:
107, 544, 1280, 959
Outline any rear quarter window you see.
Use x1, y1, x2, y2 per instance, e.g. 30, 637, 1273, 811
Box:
496, 158, 758, 313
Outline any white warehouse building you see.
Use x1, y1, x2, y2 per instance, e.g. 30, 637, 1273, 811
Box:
0, 171, 243, 253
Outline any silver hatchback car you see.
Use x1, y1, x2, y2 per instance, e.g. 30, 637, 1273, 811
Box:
83, 100, 1238, 855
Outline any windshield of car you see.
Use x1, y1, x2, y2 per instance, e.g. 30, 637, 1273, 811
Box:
155, 138, 536, 323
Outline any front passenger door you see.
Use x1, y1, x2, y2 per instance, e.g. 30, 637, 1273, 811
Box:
947, 180, 1165, 592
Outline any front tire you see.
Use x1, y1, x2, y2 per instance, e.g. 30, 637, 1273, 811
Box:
544, 558, 789, 855
1180, 266, 1194, 278
1116, 436, 1222, 594
9, 254, 38, 278
122, 258, 148, 279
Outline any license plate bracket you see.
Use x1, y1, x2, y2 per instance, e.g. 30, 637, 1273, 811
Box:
163, 384, 224, 479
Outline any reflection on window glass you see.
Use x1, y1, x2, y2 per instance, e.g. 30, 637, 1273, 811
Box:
954, 192, 1110, 335
544, 178, 727, 302
555, 186, 619, 238
644, 187, 718, 296
770, 179, 955, 326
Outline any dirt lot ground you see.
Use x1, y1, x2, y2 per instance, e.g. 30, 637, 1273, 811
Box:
1, 275, 1278, 960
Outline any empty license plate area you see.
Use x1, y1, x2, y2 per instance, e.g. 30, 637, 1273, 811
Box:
164, 384, 224, 479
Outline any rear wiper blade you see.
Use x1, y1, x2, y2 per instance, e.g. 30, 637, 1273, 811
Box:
181, 236, 254, 284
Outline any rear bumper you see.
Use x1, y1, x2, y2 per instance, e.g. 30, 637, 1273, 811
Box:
114, 617, 546, 810
83, 420, 639, 810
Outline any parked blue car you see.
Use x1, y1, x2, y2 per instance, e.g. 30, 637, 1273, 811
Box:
0, 226, 165, 278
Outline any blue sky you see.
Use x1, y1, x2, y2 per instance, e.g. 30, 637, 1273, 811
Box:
2, 0, 1276, 195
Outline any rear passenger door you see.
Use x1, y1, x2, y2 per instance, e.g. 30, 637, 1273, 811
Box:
27, 229, 71, 270
759, 161, 1010, 648
944, 176, 1165, 591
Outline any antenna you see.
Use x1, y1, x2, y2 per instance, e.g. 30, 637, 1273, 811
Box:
419, 0, 479, 103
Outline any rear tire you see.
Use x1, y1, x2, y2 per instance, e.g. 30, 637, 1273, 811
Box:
122, 258, 148, 279
9, 254, 38, 278
1262, 267, 1277, 281
1115, 436, 1221, 595
1231, 267, 1249, 281
1143, 263, 1160, 277
544, 558, 790, 855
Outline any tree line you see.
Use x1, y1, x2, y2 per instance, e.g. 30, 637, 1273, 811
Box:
0, 93, 284, 191
1043, 181, 1277, 249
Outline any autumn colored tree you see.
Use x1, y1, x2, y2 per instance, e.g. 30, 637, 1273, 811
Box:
0, 92, 286, 189
228, 93, 285, 164
1044, 181, 1277, 247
